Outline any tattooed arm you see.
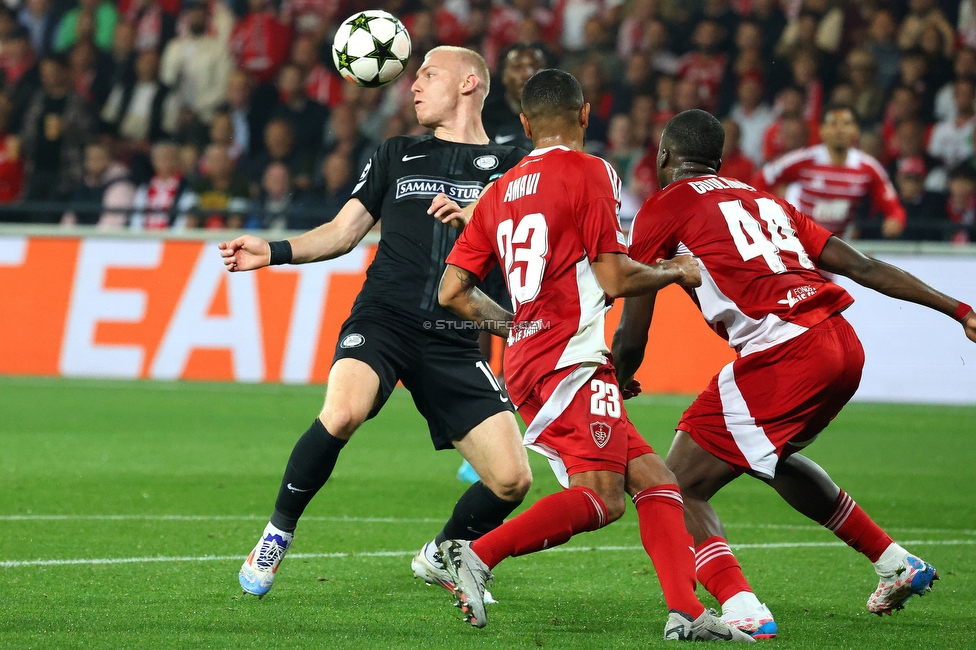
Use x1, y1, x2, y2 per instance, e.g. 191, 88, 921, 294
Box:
438, 264, 514, 337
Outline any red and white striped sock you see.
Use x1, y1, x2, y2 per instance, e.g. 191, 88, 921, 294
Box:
820, 490, 893, 563
695, 536, 754, 606
471, 486, 607, 569
633, 485, 704, 617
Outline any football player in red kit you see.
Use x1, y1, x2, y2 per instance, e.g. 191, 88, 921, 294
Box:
614, 109, 976, 637
434, 70, 754, 642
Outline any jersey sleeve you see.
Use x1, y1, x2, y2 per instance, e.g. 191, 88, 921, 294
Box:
445, 192, 497, 281
350, 137, 399, 219
753, 150, 804, 192
574, 159, 628, 261
783, 199, 834, 261
866, 158, 907, 226
627, 194, 678, 265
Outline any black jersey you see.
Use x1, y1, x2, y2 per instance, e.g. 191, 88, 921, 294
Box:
351, 134, 526, 341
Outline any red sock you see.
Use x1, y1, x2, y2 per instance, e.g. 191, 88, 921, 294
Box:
695, 536, 753, 605
819, 490, 893, 562
632, 485, 704, 618
471, 486, 607, 569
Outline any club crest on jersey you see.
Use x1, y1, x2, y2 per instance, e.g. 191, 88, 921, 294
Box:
340, 333, 365, 348
473, 155, 499, 171
590, 422, 612, 448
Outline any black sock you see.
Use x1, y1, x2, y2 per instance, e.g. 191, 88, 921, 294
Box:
270, 419, 346, 533
434, 480, 523, 545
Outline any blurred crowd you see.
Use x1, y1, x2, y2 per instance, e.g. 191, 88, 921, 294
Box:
0, 0, 973, 241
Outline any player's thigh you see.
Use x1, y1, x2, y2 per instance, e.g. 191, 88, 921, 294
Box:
320, 358, 383, 439
453, 410, 531, 500
664, 429, 739, 500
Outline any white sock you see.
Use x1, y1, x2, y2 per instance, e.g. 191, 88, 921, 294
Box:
263, 522, 294, 544
873, 543, 909, 577
721, 591, 764, 619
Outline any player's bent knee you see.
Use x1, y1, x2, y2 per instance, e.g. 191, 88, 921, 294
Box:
319, 405, 368, 440
599, 490, 627, 523
484, 468, 532, 502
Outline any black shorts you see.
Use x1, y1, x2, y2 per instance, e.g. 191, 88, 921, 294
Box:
333, 303, 514, 450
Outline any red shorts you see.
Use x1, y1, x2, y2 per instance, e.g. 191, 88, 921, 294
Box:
679, 314, 864, 479
519, 362, 654, 488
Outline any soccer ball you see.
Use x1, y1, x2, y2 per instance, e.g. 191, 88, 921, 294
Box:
332, 11, 411, 88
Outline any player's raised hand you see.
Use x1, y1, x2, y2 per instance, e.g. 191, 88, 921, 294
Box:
428, 193, 467, 229
218, 235, 271, 272
665, 255, 702, 288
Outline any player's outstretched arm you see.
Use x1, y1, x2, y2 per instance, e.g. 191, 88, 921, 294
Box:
818, 236, 976, 342
612, 292, 657, 396
290, 198, 376, 263
591, 253, 701, 298
438, 264, 514, 338
219, 199, 376, 271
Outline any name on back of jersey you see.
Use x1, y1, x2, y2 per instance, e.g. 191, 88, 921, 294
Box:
503, 172, 541, 202
395, 175, 484, 204
689, 177, 756, 194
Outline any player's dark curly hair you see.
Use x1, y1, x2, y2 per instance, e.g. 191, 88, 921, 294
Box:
520, 69, 584, 120
661, 109, 724, 167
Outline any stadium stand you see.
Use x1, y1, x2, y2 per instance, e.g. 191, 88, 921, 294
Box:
0, 0, 972, 242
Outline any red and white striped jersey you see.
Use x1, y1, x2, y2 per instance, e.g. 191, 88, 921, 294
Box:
753, 144, 906, 235
629, 175, 854, 356
446, 146, 627, 406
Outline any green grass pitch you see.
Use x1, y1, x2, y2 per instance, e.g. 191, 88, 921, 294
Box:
1, 377, 974, 649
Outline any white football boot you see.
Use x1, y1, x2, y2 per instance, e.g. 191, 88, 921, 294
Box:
664, 609, 756, 642
239, 523, 293, 598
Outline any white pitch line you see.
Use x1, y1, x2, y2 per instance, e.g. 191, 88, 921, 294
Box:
1, 514, 972, 537
0, 514, 444, 524
2, 539, 973, 569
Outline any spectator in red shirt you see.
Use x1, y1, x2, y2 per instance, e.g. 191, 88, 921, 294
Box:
230, 0, 292, 85
290, 34, 342, 108
676, 19, 726, 113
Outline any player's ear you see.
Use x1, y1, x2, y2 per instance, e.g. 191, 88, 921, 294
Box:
519, 113, 532, 139
658, 147, 669, 170
714, 157, 722, 173
580, 103, 590, 129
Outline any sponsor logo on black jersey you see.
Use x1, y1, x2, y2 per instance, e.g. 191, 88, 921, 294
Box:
394, 175, 484, 203
473, 155, 499, 170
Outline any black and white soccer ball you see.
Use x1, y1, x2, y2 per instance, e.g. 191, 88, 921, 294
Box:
332, 10, 411, 88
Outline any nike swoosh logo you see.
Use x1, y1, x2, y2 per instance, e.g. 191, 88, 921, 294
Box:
286, 483, 313, 493
402, 154, 427, 161
495, 134, 517, 144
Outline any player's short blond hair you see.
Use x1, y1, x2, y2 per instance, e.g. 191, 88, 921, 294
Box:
426, 46, 491, 99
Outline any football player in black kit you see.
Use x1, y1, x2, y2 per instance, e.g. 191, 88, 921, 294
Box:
220, 46, 532, 600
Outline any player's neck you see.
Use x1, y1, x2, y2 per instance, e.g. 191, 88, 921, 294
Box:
670, 163, 718, 184
433, 109, 490, 145
530, 133, 583, 151
827, 146, 849, 166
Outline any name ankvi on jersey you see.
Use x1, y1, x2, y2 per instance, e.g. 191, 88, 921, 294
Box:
395, 176, 484, 204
